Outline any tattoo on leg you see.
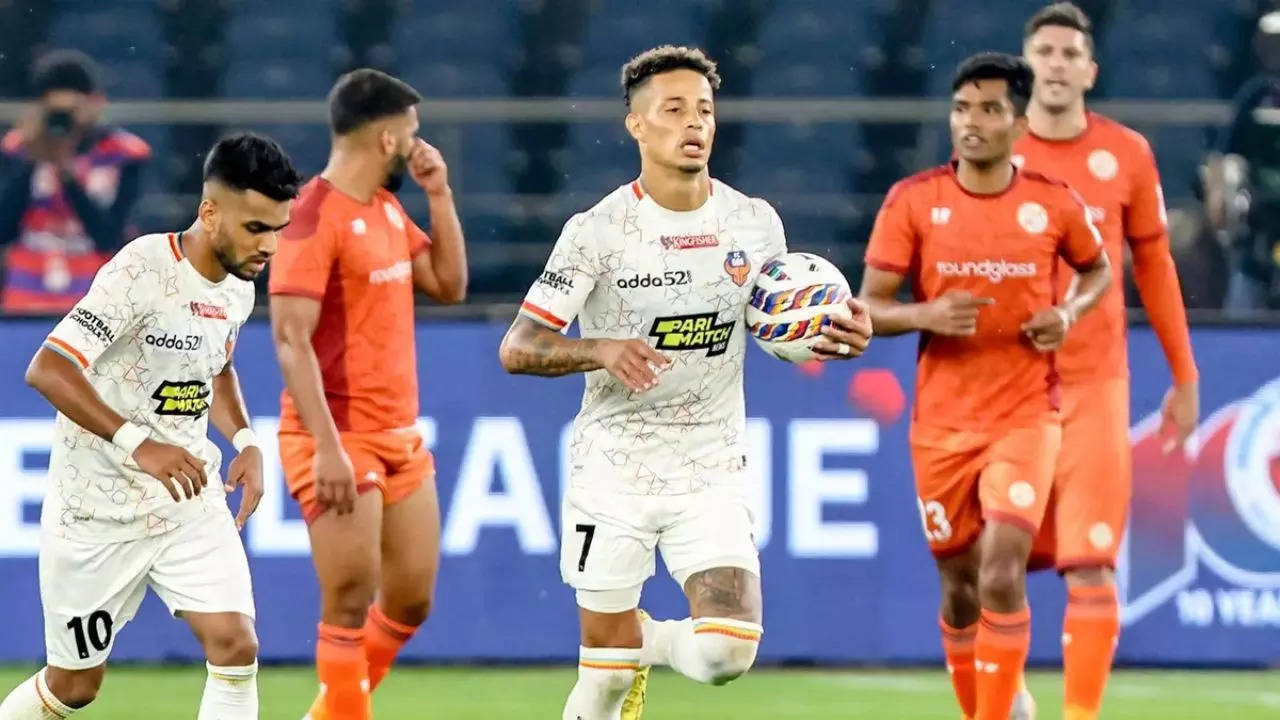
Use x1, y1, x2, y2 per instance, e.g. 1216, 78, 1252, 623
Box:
685, 567, 760, 620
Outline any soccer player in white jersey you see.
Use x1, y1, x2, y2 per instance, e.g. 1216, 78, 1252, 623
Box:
499, 46, 874, 720
0, 134, 301, 720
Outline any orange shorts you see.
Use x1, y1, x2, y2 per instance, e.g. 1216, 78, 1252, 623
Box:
910, 421, 1061, 558
1031, 378, 1131, 570
279, 428, 435, 524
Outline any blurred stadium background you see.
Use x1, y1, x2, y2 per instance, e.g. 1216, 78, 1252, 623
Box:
0, 0, 1278, 718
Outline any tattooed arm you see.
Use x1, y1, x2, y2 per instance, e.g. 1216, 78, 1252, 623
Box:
498, 316, 669, 393
498, 316, 602, 375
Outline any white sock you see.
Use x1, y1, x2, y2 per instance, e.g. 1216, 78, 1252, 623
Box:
561, 646, 640, 720
642, 616, 762, 686
197, 662, 258, 720
0, 668, 77, 719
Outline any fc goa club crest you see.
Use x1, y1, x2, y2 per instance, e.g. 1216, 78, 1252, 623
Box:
724, 250, 750, 286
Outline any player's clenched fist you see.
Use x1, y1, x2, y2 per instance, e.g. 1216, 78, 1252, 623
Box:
593, 339, 671, 394
921, 290, 996, 336
1022, 306, 1074, 352
133, 439, 208, 502
314, 442, 358, 516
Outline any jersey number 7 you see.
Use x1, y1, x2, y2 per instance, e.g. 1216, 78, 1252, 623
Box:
575, 524, 596, 572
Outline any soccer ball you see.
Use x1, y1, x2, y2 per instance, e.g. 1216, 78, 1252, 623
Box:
745, 252, 853, 363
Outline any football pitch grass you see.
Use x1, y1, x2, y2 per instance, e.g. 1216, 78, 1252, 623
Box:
2, 665, 1276, 719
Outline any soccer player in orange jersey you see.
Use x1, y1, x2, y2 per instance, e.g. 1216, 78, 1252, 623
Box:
268, 69, 467, 720
1010, 5, 1200, 719
860, 53, 1112, 720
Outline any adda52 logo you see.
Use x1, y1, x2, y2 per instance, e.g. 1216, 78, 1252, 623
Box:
1122, 376, 1280, 626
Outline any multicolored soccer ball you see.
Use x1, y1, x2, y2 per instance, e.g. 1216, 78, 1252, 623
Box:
746, 252, 852, 363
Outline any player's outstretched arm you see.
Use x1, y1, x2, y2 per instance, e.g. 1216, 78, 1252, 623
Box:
25, 347, 207, 501
860, 266, 993, 337
498, 316, 669, 393
212, 361, 263, 529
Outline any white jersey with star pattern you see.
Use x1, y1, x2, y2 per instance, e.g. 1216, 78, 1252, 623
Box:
41, 233, 254, 542
520, 180, 786, 495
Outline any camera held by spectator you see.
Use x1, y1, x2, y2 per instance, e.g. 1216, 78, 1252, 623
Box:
0, 49, 150, 313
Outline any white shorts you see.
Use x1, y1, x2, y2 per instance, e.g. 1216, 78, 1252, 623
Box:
40, 510, 255, 670
560, 485, 760, 613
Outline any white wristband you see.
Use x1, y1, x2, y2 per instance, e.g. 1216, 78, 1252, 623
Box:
111, 422, 149, 457
232, 428, 259, 453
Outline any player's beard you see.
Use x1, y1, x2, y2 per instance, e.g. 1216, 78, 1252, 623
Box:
384, 151, 411, 193
214, 240, 259, 282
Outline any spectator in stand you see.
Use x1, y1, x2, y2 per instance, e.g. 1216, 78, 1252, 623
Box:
0, 50, 150, 312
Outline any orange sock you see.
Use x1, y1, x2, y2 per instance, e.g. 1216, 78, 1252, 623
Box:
315, 623, 372, 720
973, 607, 1031, 720
365, 605, 418, 691
1062, 584, 1119, 720
939, 616, 978, 719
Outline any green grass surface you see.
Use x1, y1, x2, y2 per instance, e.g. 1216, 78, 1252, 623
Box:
1, 665, 1276, 719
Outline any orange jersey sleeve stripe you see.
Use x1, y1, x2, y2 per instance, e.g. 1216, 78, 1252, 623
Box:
168, 233, 183, 261
44, 337, 88, 368
520, 301, 567, 330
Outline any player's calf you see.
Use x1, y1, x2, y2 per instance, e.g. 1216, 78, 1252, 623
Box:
642, 567, 764, 687
977, 523, 1034, 612
0, 665, 101, 718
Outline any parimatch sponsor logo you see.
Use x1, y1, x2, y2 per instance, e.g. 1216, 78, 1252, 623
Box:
649, 313, 733, 356
151, 381, 210, 417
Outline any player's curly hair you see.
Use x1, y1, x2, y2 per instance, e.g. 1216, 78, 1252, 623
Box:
952, 52, 1035, 117
620, 45, 721, 107
1025, 2, 1094, 53
328, 68, 423, 136
203, 133, 303, 201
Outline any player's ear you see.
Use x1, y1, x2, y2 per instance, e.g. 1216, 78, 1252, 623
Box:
1085, 59, 1099, 92
1012, 113, 1029, 140
625, 111, 644, 143
197, 196, 219, 236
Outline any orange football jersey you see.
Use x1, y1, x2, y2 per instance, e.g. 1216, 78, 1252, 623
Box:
1013, 112, 1167, 384
865, 163, 1103, 432
269, 177, 430, 433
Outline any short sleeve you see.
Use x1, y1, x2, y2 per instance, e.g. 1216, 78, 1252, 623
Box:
1058, 190, 1104, 270
763, 202, 788, 258
864, 182, 917, 274
407, 217, 431, 257
269, 217, 341, 300
44, 242, 157, 369
519, 213, 598, 332
1124, 137, 1169, 244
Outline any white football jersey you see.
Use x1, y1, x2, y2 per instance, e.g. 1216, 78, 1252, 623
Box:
520, 180, 787, 495
41, 233, 254, 542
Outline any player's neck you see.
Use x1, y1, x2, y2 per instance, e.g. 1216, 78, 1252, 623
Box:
637, 165, 710, 212
178, 224, 228, 283
322, 148, 385, 205
954, 158, 1016, 195
1028, 102, 1089, 141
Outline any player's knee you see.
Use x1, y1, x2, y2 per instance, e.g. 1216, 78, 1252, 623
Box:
387, 594, 433, 628
939, 581, 980, 628
978, 554, 1027, 609
323, 576, 378, 627
45, 666, 104, 709
694, 633, 760, 686
204, 628, 259, 667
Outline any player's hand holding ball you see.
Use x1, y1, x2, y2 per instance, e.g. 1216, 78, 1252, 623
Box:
1022, 305, 1074, 352
408, 138, 450, 196
225, 446, 264, 530
314, 441, 358, 516
594, 339, 671, 394
133, 438, 208, 502
812, 298, 874, 361
922, 290, 995, 336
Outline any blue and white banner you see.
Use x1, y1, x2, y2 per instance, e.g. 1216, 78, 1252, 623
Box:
0, 318, 1276, 665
